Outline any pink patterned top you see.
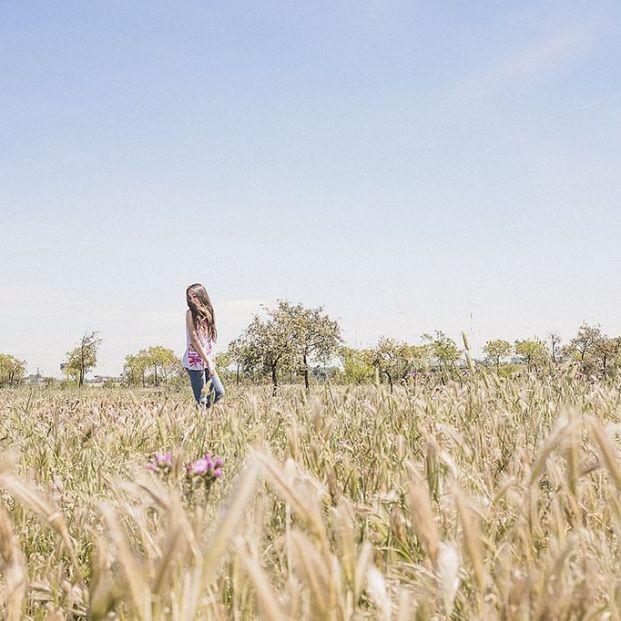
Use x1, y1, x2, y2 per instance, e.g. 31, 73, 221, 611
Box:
181, 324, 215, 371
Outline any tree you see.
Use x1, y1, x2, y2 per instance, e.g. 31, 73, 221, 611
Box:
400, 343, 432, 381
226, 337, 262, 385
421, 331, 462, 380
548, 332, 562, 364
371, 337, 402, 391
593, 336, 621, 378
568, 323, 602, 375
282, 302, 342, 391
63, 331, 101, 387
514, 338, 548, 371
123, 347, 181, 387
0, 354, 26, 387
145, 346, 178, 386
123, 352, 149, 387
482, 339, 513, 372
237, 300, 342, 393
240, 309, 297, 394
339, 347, 375, 384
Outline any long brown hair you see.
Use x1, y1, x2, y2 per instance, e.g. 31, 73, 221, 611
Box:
186, 283, 217, 342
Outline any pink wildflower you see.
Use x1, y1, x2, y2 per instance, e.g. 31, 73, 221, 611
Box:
147, 451, 173, 475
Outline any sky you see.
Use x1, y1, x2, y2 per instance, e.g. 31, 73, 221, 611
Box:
1, 1, 620, 377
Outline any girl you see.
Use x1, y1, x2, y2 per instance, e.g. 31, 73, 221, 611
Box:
182, 283, 225, 407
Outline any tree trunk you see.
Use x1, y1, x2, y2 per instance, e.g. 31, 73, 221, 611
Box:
154, 365, 158, 387
236, 364, 240, 385
80, 344, 85, 387
303, 353, 309, 392
271, 364, 278, 396
386, 371, 393, 393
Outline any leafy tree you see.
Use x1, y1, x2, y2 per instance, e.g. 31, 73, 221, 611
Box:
514, 338, 548, 371
240, 309, 297, 394
482, 339, 513, 372
371, 337, 401, 391
0, 354, 26, 387
63, 331, 101, 387
145, 346, 178, 386
339, 347, 375, 384
593, 336, 621, 378
123, 353, 149, 387
226, 337, 262, 385
421, 331, 462, 380
370, 338, 430, 390
237, 300, 342, 393
283, 302, 342, 390
567, 323, 602, 375
123, 347, 181, 387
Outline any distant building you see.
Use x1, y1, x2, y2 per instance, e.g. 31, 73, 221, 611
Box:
85, 375, 122, 385
26, 373, 44, 386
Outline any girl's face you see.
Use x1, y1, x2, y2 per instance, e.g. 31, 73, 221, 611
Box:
187, 290, 199, 305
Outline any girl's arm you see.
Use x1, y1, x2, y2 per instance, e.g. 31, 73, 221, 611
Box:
186, 311, 215, 374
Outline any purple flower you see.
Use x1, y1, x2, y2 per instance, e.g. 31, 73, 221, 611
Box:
154, 452, 173, 467
188, 457, 209, 475
147, 451, 173, 475
185, 453, 224, 482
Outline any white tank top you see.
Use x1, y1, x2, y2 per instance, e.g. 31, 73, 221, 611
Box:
181, 324, 215, 370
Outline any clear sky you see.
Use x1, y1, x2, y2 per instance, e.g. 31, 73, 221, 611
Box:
1, 1, 620, 377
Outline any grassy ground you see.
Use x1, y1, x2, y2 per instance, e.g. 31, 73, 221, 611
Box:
0, 371, 620, 619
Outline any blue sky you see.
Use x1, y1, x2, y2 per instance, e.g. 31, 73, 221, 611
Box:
1, 1, 620, 376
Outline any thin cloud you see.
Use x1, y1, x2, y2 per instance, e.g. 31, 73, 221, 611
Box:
579, 91, 621, 111
0, 239, 128, 259
454, 19, 604, 101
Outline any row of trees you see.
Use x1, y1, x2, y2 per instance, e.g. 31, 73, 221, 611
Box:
223, 318, 621, 388
2, 305, 621, 388
482, 325, 621, 378
123, 346, 180, 387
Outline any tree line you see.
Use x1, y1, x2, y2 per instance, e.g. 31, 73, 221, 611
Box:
1, 302, 620, 388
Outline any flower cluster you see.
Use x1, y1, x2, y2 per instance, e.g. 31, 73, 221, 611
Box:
147, 450, 223, 502
146, 451, 173, 475
185, 453, 223, 480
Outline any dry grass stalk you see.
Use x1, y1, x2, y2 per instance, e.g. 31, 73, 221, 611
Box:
290, 529, 333, 620
100, 503, 152, 620
408, 479, 439, 565
589, 419, 621, 491
0, 472, 83, 582
0, 503, 25, 621
181, 459, 259, 621
240, 545, 290, 621
254, 451, 326, 542
365, 565, 390, 621
436, 541, 460, 617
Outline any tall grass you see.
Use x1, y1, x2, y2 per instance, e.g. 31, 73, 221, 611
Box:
0, 369, 620, 619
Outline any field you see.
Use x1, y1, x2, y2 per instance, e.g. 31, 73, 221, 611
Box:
0, 371, 620, 620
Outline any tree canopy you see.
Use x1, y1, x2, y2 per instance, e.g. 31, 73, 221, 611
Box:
62, 332, 102, 387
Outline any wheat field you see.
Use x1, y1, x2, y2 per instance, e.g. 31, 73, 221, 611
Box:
0, 369, 620, 620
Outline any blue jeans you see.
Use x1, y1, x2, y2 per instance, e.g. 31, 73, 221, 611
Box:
186, 369, 225, 408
